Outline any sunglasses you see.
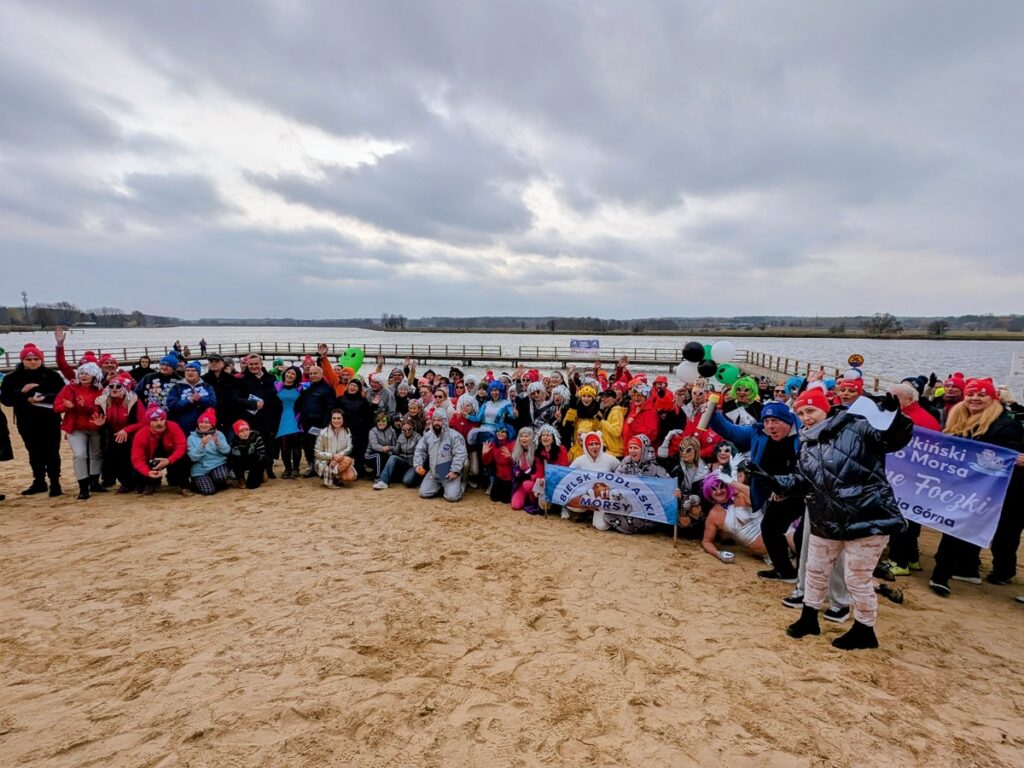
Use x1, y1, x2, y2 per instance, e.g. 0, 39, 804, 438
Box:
109, 384, 124, 390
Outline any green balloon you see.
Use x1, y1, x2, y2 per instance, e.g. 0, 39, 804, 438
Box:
337, 347, 365, 371
715, 363, 741, 386
704, 344, 714, 360
0, 347, 5, 356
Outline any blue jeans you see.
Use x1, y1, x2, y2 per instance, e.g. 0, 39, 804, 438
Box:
379, 455, 419, 487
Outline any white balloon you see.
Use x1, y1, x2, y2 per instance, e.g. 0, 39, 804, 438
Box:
676, 360, 700, 383
710, 340, 736, 364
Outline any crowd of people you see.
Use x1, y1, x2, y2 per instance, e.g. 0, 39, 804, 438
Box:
1, 331, 1022, 649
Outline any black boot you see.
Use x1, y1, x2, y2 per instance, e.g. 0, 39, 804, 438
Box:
21, 479, 48, 496
49, 479, 63, 497
831, 620, 879, 650
787, 605, 821, 638
89, 476, 108, 493
77, 479, 91, 500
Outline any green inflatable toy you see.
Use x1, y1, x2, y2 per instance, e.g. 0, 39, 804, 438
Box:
0, 347, 5, 356
703, 343, 714, 361
730, 375, 758, 398
337, 347, 365, 372
715, 363, 741, 387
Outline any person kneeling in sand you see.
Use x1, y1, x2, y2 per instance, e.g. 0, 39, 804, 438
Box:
315, 410, 357, 488
229, 420, 267, 489
699, 468, 766, 564
414, 412, 468, 502
131, 405, 191, 496
186, 408, 232, 495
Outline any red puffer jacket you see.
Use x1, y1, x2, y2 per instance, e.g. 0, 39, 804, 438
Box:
622, 400, 659, 447
131, 422, 188, 475
54, 383, 102, 433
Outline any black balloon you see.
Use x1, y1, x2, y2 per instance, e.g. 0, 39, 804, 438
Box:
697, 359, 718, 377
683, 341, 705, 363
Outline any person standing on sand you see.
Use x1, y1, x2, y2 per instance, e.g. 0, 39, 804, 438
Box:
757, 387, 912, 650
0, 344, 65, 497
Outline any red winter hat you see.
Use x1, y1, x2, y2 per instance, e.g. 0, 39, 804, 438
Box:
964, 378, 997, 399
99, 353, 118, 366
525, 369, 541, 382
944, 373, 966, 391
794, 387, 830, 415
198, 407, 217, 426
232, 419, 250, 435
19, 343, 44, 362
79, 351, 99, 365
835, 377, 864, 393
654, 375, 669, 386
302, 355, 314, 365
584, 433, 602, 448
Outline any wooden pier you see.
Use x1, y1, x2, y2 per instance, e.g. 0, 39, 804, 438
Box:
0, 341, 899, 393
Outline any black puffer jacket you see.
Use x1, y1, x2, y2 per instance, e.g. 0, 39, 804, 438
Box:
776, 409, 913, 540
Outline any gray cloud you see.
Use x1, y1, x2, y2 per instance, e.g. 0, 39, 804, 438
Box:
2, 0, 1023, 317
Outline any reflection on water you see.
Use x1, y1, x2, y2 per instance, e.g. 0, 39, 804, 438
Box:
3, 326, 1023, 389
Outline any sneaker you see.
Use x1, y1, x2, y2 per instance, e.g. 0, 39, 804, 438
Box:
1015, 595, 1024, 604
873, 563, 896, 582
908, 561, 922, 572
303, 469, 317, 478
560, 509, 570, 520
929, 580, 951, 597
824, 605, 851, 623
986, 573, 1014, 586
781, 590, 804, 609
757, 569, 798, 584
951, 575, 982, 585
888, 564, 911, 577
372, 481, 388, 490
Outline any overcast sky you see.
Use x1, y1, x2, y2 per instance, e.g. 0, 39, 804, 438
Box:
1, 1, 1022, 319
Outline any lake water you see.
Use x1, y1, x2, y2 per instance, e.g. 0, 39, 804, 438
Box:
3, 326, 1023, 391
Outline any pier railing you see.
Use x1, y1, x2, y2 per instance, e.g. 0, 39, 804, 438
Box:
0, 342, 897, 391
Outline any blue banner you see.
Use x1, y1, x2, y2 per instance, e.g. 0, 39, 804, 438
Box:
543, 464, 678, 525
886, 426, 1019, 548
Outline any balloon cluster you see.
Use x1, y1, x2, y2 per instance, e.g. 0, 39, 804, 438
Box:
676, 340, 739, 386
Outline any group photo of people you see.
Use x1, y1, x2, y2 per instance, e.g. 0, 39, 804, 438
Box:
1, 330, 1022, 653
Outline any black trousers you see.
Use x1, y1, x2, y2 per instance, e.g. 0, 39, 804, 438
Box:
18, 416, 62, 482
989, 504, 1023, 579
931, 534, 982, 585
887, 522, 921, 567
229, 455, 265, 489
103, 437, 137, 489
759, 497, 803, 578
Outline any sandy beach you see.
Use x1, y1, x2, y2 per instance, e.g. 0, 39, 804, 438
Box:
1, 426, 1022, 768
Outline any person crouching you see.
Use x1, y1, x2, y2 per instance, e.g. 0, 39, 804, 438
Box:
229, 420, 267, 489
131, 406, 191, 496
187, 408, 232, 495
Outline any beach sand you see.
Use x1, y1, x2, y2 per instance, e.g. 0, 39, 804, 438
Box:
1, 425, 1022, 767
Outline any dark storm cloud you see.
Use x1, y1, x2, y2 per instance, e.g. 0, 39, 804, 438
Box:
249, 124, 535, 242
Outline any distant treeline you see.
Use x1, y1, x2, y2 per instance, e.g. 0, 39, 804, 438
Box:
3, 304, 1022, 337
0, 303, 181, 329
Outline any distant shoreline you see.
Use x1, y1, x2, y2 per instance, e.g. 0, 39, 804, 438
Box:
3, 325, 1022, 342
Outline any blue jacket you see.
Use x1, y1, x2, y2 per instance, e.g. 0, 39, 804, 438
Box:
187, 429, 231, 476
167, 382, 218, 434
709, 410, 800, 512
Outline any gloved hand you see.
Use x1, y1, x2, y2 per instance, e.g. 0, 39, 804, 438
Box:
879, 392, 900, 412
747, 461, 781, 493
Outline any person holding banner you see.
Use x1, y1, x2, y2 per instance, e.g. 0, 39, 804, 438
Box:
606, 435, 670, 534
763, 387, 912, 650
929, 378, 1024, 595
568, 432, 621, 529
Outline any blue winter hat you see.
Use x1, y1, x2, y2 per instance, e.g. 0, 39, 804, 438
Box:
761, 401, 796, 426
159, 354, 180, 367
185, 361, 202, 373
